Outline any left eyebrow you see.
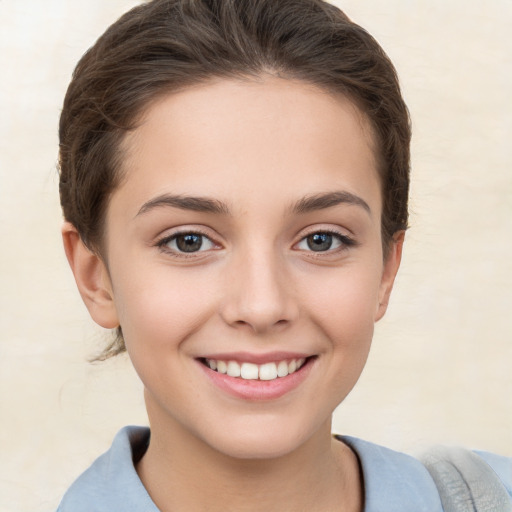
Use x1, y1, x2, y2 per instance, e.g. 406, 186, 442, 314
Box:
291, 191, 371, 215
135, 193, 231, 217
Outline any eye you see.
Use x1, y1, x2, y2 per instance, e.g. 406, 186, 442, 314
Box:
296, 231, 354, 252
159, 232, 216, 254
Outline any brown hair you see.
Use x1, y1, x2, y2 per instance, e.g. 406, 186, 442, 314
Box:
59, 0, 411, 358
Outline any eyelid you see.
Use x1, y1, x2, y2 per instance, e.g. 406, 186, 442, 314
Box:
155, 226, 222, 256
293, 227, 357, 252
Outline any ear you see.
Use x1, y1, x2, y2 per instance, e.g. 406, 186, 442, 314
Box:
374, 231, 405, 322
62, 222, 119, 329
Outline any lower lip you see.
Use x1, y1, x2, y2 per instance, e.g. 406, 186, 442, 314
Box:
197, 358, 315, 401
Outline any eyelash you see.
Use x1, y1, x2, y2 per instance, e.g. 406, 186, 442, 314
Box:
295, 229, 357, 254
156, 228, 356, 257
156, 229, 218, 257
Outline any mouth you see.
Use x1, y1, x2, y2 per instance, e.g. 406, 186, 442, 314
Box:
196, 352, 317, 400
199, 357, 310, 381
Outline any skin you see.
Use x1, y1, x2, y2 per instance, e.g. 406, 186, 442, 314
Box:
63, 76, 404, 512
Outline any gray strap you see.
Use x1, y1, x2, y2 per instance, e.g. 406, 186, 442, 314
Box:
421, 446, 512, 512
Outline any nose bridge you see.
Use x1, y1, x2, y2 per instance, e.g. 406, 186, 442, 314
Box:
221, 241, 297, 333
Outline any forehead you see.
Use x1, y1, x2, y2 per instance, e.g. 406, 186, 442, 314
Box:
116, 77, 381, 217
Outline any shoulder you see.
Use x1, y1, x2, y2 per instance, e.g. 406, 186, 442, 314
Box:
339, 436, 444, 512
338, 436, 512, 512
475, 450, 512, 497
56, 426, 158, 512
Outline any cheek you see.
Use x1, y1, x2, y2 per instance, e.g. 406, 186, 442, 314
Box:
301, 263, 382, 338
111, 263, 219, 354
298, 262, 382, 384
112, 266, 221, 408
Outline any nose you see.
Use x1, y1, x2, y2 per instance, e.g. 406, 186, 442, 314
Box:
219, 248, 299, 334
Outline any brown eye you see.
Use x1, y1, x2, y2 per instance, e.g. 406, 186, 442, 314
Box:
175, 233, 204, 252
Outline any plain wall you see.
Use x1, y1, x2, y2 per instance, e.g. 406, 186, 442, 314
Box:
1, 1, 511, 511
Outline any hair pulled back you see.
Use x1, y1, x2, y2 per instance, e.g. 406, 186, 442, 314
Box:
59, 0, 411, 357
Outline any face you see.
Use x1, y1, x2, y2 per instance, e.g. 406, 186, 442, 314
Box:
77, 77, 402, 459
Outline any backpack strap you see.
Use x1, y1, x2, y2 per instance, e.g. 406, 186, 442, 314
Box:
421, 446, 512, 512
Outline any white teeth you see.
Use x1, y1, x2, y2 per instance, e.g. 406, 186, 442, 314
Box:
259, 362, 278, 381
277, 360, 289, 377
241, 362, 259, 380
227, 361, 241, 377
205, 357, 308, 381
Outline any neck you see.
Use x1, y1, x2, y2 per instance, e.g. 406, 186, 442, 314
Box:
136, 409, 362, 512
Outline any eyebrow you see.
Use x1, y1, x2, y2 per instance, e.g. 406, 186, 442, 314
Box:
291, 191, 371, 215
136, 194, 230, 217
135, 190, 370, 218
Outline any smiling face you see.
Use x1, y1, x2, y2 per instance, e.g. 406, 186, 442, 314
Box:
66, 77, 403, 459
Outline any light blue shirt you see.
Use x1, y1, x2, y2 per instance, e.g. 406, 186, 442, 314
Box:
57, 426, 512, 511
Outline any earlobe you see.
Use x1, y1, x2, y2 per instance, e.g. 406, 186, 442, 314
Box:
62, 222, 119, 329
375, 231, 405, 322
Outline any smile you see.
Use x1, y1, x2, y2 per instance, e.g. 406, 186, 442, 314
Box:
203, 358, 307, 381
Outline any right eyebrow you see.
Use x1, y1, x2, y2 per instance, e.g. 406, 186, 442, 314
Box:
135, 193, 230, 218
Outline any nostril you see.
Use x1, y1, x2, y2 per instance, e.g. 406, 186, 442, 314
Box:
230, 317, 290, 333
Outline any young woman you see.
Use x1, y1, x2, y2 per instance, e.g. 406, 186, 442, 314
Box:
56, 1, 512, 510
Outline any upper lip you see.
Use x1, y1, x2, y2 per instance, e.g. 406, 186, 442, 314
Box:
198, 351, 313, 365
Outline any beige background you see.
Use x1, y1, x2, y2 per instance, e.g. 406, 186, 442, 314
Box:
1, 1, 511, 511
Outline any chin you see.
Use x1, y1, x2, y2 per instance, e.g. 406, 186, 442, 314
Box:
202, 417, 322, 461
213, 435, 302, 460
